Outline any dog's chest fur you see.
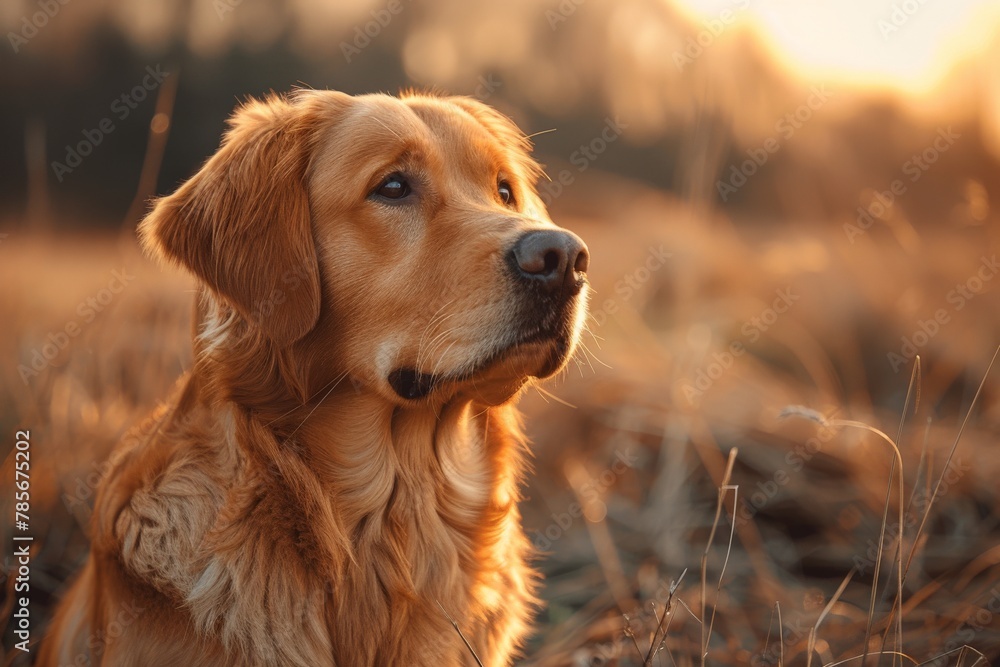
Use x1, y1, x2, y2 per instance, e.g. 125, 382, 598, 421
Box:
101, 389, 534, 666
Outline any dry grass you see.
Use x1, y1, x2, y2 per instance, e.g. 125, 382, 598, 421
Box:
517, 180, 1000, 665
1, 175, 999, 664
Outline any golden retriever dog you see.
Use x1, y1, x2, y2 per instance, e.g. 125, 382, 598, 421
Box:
38, 89, 589, 666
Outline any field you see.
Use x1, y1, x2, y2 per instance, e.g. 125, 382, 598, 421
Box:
2, 171, 999, 664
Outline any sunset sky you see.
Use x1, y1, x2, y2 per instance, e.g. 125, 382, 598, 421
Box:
672, 0, 1000, 95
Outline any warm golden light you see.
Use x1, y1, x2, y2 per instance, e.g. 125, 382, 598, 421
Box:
670, 0, 1000, 96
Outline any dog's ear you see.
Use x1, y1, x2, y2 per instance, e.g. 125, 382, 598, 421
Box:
140, 92, 344, 346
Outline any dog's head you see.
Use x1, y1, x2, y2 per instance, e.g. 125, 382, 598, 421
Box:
141, 90, 589, 406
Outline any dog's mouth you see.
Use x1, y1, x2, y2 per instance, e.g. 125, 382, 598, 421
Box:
387, 368, 438, 401
388, 298, 582, 401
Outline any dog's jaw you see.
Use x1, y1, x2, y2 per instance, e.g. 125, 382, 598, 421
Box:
385, 280, 590, 405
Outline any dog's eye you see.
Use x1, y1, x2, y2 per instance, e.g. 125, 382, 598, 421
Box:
374, 174, 411, 200
498, 181, 514, 206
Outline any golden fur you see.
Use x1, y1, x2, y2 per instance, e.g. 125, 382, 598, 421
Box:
38, 90, 589, 666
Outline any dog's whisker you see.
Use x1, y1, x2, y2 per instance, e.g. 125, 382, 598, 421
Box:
583, 322, 605, 348
415, 305, 459, 359
419, 312, 455, 352
369, 115, 403, 141
582, 346, 597, 375
417, 300, 456, 350
578, 339, 610, 371
430, 340, 460, 378
533, 384, 577, 409
282, 369, 350, 442
416, 317, 458, 372
418, 325, 460, 372
263, 372, 344, 428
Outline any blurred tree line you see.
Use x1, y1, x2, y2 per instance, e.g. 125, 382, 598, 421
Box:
1, 0, 998, 230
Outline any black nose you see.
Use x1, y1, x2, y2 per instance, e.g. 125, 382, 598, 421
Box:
510, 230, 589, 293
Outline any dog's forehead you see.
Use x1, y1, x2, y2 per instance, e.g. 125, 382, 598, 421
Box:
327, 94, 517, 173
401, 96, 500, 146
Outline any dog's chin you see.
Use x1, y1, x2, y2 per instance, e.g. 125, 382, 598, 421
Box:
459, 338, 570, 405
387, 330, 578, 406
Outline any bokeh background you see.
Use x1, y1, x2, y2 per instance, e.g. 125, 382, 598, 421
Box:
3, 0, 1000, 664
